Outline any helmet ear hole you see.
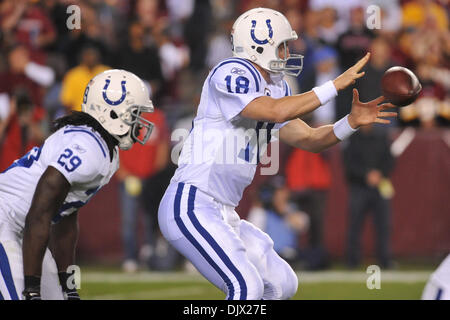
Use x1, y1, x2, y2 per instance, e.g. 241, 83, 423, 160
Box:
256, 47, 264, 54
110, 110, 118, 119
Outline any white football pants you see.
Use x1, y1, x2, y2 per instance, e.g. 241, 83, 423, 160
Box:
0, 209, 64, 300
158, 182, 298, 300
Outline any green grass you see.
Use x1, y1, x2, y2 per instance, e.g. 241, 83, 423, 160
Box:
80, 281, 225, 300
297, 282, 425, 300
77, 270, 430, 300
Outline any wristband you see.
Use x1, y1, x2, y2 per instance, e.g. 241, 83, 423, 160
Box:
312, 80, 338, 105
333, 115, 358, 140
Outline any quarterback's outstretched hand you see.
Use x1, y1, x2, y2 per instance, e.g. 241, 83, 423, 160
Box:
347, 89, 397, 128
333, 53, 370, 91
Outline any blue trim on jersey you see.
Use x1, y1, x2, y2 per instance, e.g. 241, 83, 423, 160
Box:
244, 143, 250, 162
60, 200, 85, 212
436, 288, 443, 300
0, 287, 4, 300
266, 123, 276, 144
255, 121, 264, 164
232, 57, 262, 83
283, 81, 289, 97
2, 144, 44, 174
53, 200, 85, 223
210, 59, 261, 92
63, 129, 106, 158
0, 243, 19, 300
174, 183, 238, 300
186, 185, 247, 299
85, 186, 100, 196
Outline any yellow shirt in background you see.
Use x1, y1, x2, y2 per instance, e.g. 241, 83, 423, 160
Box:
60, 65, 110, 111
402, 2, 448, 31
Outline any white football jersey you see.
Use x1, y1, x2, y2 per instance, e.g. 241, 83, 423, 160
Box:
0, 125, 119, 232
172, 57, 291, 206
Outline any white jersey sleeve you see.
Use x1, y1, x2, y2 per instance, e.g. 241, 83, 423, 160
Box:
47, 131, 106, 185
209, 58, 264, 121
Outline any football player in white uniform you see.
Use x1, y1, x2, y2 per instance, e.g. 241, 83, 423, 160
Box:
158, 8, 397, 300
422, 254, 450, 300
0, 69, 154, 300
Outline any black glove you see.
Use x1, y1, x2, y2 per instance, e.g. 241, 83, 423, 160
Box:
22, 276, 41, 300
58, 272, 80, 300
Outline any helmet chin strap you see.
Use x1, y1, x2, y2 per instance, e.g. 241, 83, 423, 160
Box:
113, 131, 134, 150
118, 139, 133, 150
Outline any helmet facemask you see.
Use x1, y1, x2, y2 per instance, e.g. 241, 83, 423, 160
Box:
268, 40, 304, 77
113, 105, 154, 150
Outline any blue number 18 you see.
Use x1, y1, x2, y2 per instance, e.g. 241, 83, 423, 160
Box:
225, 75, 249, 94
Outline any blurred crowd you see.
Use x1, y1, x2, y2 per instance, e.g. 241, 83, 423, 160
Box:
0, 0, 448, 271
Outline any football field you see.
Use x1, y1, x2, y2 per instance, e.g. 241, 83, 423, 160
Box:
78, 269, 431, 300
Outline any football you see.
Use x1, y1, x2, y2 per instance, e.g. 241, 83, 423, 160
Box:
381, 66, 422, 107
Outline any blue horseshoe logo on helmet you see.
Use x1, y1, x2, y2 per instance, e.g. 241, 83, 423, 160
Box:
250, 19, 273, 45
102, 79, 127, 106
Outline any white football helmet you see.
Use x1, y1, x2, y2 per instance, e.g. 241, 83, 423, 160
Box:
81, 69, 154, 150
231, 8, 303, 76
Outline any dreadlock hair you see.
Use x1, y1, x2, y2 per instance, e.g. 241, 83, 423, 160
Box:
53, 111, 118, 161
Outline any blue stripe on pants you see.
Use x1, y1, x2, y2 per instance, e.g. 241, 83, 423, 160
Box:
186, 185, 247, 300
0, 243, 19, 300
174, 183, 241, 299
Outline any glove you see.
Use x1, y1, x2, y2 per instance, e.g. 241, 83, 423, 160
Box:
22, 276, 41, 300
58, 272, 81, 300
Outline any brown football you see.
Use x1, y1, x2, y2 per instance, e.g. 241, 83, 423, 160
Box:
381, 66, 422, 107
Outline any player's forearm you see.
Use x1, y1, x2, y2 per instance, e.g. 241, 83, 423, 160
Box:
293, 125, 340, 153
280, 118, 350, 153
49, 213, 79, 272
243, 90, 320, 123
243, 80, 339, 123
23, 168, 71, 276
272, 90, 323, 122
23, 215, 52, 276
305, 125, 342, 153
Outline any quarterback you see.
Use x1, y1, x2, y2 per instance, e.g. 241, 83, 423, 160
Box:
0, 70, 154, 299
158, 8, 396, 300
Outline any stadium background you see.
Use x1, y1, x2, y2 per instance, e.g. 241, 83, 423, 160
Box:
0, 0, 449, 299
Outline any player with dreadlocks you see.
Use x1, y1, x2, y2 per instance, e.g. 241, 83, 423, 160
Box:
0, 69, 154, 300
